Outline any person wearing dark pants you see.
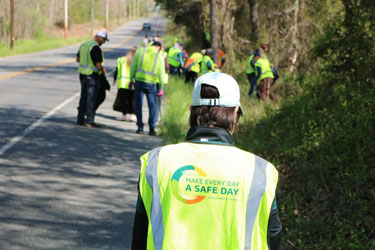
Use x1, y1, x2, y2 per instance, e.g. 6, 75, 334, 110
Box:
77, 74, 100, 125
76, 30, 108, 127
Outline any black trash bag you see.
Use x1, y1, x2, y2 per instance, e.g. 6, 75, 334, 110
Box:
94, 74, 110, 111
271, 66, 279, 83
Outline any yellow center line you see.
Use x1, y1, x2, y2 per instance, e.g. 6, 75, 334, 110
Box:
0, 27, 141, 81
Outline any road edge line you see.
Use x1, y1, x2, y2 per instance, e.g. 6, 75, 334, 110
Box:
0, 91, 80, 157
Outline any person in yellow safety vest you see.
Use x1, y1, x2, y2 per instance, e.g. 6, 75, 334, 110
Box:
155, 41, 169, 123
246, 50, 258, 98
167, 42, 184, 75
200, 48, 215, 75
131, 71, 282, 250
76, 30, 108, 128
112, 46, 138, 122
184, 51, 203, 83
260, 43, 279, 84
252, 49, 277, 103
129, 41, 166, 136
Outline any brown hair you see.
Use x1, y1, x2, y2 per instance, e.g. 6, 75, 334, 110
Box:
189, 84, 240, 134
260, 43, 269, 51
126, 46, 138, 67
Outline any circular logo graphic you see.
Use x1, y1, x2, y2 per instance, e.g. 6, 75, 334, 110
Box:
171, 165, 207, 204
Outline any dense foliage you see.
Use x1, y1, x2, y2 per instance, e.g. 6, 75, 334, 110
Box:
0, 0, 151, 44
160, 0, 375, 248
235, 0, 375, 248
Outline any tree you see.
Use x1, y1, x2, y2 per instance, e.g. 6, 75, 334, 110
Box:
248, 0, 258, 42
210, 0, 219, 63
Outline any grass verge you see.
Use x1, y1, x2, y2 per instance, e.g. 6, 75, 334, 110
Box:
0, 36, 89, 58
159, 75, 192, 144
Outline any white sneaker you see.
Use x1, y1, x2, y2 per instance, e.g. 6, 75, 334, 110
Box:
120, 114, 128, 121
130, 114, 137, 122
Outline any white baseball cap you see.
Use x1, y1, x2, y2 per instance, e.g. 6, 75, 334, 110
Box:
192, 72, 243, 116
96, 30, 109, 41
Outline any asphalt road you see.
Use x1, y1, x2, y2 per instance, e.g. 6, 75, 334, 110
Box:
0, 16, 166, 249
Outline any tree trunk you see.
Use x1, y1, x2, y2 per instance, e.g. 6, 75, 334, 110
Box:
133, 0, 136, 17
105, 0, 109, 28
288, 0, 300, 73
221, 0, 236, 72
210, 0, 219, 64
124, 0, 127, 24
248, 0, 259, 42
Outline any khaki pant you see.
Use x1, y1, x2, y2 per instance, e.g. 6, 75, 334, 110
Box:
259, 77, 277, 102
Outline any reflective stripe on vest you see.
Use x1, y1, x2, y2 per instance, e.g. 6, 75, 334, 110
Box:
78, 40, 99, 75
135, 47, 161, 84
158, 51, 169, 84
139, 143, 278, 250
246, 55, 255, 74
116, 56, 131, 89
141, 148, 164, 250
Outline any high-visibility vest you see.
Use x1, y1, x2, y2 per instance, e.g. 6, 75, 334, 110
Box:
157, 51, 169, 84
184, 52, 203, 73
218, 49, 225, 68
201, 55, 214, 74
116, 56, 132, 89
139, 142, 278, 250
168, 47, 182, 67
78, 40, 101, 75
135, 46, 162, 85
254, 58, 274, 83
246, 54, 255, 74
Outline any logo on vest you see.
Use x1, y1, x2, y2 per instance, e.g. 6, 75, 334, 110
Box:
171, 165, 240, 204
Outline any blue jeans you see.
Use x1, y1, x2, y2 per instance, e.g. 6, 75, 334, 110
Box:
77, 74, 100, 124
134, 81, 157, 131
169, 65, 179, 75
247, 73, 258, 96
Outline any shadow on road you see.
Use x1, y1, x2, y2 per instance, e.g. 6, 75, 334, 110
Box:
0, 107, 162, 249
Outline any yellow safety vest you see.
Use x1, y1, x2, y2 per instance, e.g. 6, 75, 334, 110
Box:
185, 52, 203, 73
254, 58, 274, 83
168, 47, 182, 67
116, 56, 131, 89
139, 142, 278, 250
157, 51, 169, 84
201, 55, 214, 74
246, 55, 255, 74
135, 46, 162, 85
78, 40, 101, 75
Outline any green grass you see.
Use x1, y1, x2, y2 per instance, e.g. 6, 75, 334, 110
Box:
159, 75, 193, 144
0, 36, 89, 58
